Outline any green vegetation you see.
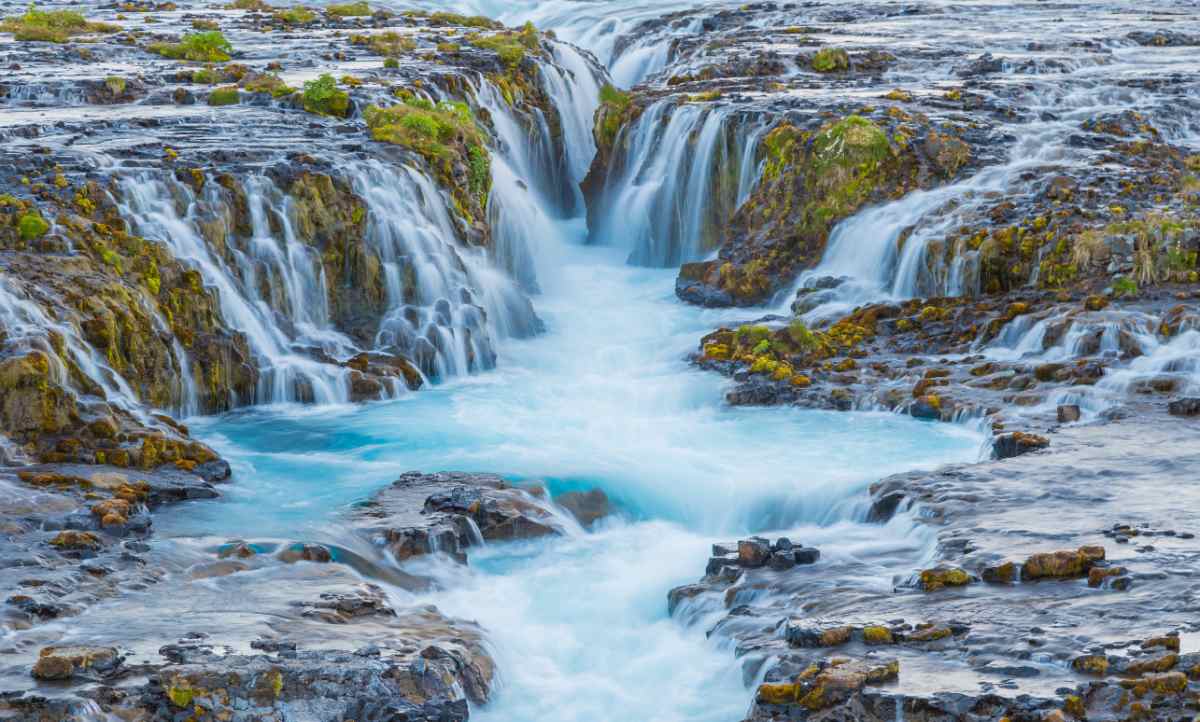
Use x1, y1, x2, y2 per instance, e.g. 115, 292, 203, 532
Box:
242, 73, 295, 97
228, 0, 270, 9
351, 30, 415, 56
273, 6, 315, 24
104, 76, 126, 95
466, 23, 538, 68
1, 4, 118, 43
18, 213, 50, 241
301, 73, 349, 116
326, 2, 371, 17
383, 57, 399, 69
149, 31, 233, 62
596, 83, 632, 145
427, 11, 499, 29
207, 86, 239, 105
1112, 276, 1138, 297
363, 98, 490, 200
192, 66, 220, 84
811, 47, 849, 73
809, 115, 891, 189
786, 320, 819, 351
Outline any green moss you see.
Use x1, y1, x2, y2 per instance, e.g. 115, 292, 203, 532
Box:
273, 6, 315, 24
383, 56, 399, 69
18, 213, 50, 241
208, 86, 239, 105
302, 73, 350, 117
811, 47, 849, 73
351, 30, 414, 56
104, 76, 126, 95
192, 66, 219, 84
787, 320, 819, 351
467, 30, 532, 67
0, 4, 118, 43
427, 11, 499, 29
242, 72, 294, 97
364, 98, 491, 205
1113, 276, 1138, 297
326, 2, 371, 16
166, 684, 194, 708
149, 31, 233, 62
597, 83, 632, 146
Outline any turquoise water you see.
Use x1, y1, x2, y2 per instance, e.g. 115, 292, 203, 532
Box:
178, 241, 985, 721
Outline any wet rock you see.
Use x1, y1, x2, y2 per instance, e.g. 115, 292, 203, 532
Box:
1167, 398, 1200, 417
792, 547, 820, 565
354, 472, 575, 565
738, 537, 773, 568
554, 488, 610, 528
1057, 404, 1081, 423
918, 565, 972, 591
31, 646, 121, 681
1021, 546, 1105, 580
993, 431, 1049, 459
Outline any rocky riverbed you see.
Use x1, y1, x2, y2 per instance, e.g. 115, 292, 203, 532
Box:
1, 0, 1199, 720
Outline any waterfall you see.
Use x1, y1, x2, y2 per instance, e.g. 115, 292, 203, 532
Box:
0, 275, 150, 419
354, 160, 537, 379
588, 100, 766, 267
473, 43, 604, 291
118, 175, 354, 405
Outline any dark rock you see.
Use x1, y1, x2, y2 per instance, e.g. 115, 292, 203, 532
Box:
1167, 398, 1200, 417
1056, 404, 1081, 423
738, 538, 772, 568
993, 432, 1049, 459
793, 547, 821, 565
555, 488, 610, 528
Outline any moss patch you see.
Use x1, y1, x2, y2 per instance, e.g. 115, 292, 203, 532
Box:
1, 4, 118, 43
149, 31, 233, 62
301, 74, 350, 117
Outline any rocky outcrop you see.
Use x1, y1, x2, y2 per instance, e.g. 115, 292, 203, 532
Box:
677, 113, 973, 306
353, 471, 601, 564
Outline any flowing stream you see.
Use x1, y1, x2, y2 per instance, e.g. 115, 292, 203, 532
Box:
175, 191, 985, 721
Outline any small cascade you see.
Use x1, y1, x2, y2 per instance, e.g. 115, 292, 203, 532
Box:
588, 100, 766, 267
472, 45, 603, 290
119, 174, 354, 405
353, 160, 535, 379
0, 275, 149, 419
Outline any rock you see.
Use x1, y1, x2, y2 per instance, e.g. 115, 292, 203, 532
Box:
1167, 398, 1200, 417
554, 489, 610, 527
793, 547, 821, 565
786, 623, 853, 648
981, 561, 1017, 584
1022, 546, 1105, 580
737, 538, 772, 568
768, 551, 796, 571
1056, 404, 1081, 423
918, 565, 971, 591
31, 646, 121, 681
354, 472, 573, 565
993, 431, 1049, 459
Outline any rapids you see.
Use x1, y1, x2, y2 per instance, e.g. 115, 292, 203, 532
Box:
180, 242, 985, 722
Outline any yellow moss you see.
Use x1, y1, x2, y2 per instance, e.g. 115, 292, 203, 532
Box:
862, 626, 894, 644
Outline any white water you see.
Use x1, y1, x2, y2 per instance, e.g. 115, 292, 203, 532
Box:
588, 100, 766, 267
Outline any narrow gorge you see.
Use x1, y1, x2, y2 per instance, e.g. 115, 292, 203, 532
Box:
0, 1, 1198, 721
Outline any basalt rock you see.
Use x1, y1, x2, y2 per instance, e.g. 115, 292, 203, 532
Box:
354, 471, 583, 564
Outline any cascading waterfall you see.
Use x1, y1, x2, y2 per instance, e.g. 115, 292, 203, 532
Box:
119, 174, 354, 405
354, 160, 535, 379
473, 44, 602, 290
0, 275, 156, 420
588, 100, 767, 267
